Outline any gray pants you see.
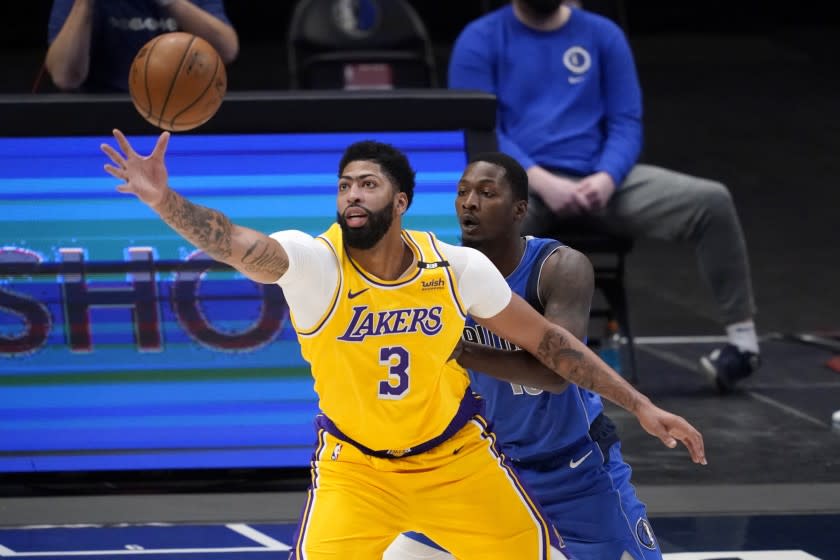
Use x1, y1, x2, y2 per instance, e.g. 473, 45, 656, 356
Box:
523, 164, 756, 325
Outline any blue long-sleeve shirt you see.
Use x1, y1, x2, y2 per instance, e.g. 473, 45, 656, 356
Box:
448, 6, 643, 185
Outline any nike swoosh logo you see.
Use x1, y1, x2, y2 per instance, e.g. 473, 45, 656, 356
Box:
347, 288, 369, 299
568, 75, 585, 84
569, 449, 593, 468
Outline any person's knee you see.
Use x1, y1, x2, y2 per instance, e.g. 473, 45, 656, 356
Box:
693, 180, 735, 217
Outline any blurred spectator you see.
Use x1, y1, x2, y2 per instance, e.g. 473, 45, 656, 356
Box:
45, 0, 238, 92
448, 0, 761, 392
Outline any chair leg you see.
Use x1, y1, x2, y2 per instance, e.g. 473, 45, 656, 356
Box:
615, 255, 638, 385
616, 302, 639, 386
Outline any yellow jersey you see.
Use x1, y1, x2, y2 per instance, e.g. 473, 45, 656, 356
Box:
294, 224, 472, 454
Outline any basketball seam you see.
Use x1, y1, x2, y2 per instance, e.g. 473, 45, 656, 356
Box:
157, 35, 197, 130
140, 35, 165, 119
167, 50, 222, 130
128, 36, 160, 119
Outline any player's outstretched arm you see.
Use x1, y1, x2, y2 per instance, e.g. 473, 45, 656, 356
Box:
101, 129, 287, 284
476, 294, 707, 465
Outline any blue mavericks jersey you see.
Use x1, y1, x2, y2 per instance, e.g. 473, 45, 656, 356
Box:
464, 237, 604, 463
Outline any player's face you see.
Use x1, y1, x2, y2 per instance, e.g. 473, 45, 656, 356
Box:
337, 160, 401, 249
455, 162, 520, 247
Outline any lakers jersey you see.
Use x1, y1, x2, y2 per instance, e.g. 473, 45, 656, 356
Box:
294, 224, 473, 454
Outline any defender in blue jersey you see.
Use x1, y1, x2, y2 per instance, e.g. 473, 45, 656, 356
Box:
384, 153, 665, 559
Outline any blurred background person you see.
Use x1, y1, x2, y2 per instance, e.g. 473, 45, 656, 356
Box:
448, 0, 761, 392
45, 0, 238, 92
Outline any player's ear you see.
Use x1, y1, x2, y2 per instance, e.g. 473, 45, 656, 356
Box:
513, 198, 528, 221
395, 191, 409, 214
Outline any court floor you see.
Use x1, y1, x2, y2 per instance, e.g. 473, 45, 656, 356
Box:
0, 515, 836, 559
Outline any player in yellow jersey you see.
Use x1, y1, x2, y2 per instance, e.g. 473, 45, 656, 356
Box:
102, 130, 706, 559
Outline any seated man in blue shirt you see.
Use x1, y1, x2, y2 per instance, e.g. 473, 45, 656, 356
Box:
46, 0, 238, 92
447, 0, 760, 392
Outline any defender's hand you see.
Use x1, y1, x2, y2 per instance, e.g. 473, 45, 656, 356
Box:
101, 129, 171, 208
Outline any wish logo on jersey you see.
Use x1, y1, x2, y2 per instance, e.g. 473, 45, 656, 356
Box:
421, 278, 445, 291
462, 324, 518, 351
337, 305, 443, 342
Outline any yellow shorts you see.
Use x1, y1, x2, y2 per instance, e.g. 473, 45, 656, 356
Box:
290, 416, 564, 559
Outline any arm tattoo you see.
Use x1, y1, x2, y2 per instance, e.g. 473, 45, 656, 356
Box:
537, 326, 639, 411
240, 239, 289, 276
537, 328, 584, 372
158, 190, 233, 261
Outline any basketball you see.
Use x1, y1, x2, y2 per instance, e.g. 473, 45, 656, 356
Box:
128, 32, 226, 132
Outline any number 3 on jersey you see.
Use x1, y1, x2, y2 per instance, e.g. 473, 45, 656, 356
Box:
378, 346, 410, 399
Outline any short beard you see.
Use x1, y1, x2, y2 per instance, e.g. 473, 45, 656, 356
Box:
337, 200, 395, 250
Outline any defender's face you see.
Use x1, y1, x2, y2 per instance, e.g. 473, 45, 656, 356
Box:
455, 162, 519, 245
337, 160, 403, 249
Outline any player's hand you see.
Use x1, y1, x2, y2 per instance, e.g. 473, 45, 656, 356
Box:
101, 129, 171, 208
573, 171, 616, 212
635, 401, 707, 465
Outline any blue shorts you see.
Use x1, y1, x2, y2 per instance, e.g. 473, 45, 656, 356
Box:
405, 439, 661, 560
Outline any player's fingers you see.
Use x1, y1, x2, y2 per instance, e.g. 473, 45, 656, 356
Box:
683, 438, 705, 464
101, 144, 127, 168
115, 183, 132, 194
113, 129, 138, 158
671, 424, 707, 465
686, 430, 706, 465
152, 131, 170, 159
104, 163, 126, 180
659, 431, 678, 450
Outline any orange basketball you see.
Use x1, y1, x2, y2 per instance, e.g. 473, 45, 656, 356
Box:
128, 32, 226, 132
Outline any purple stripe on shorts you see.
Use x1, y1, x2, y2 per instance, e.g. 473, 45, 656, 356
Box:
289, 429, 328, 560
475, 417, 565, 559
